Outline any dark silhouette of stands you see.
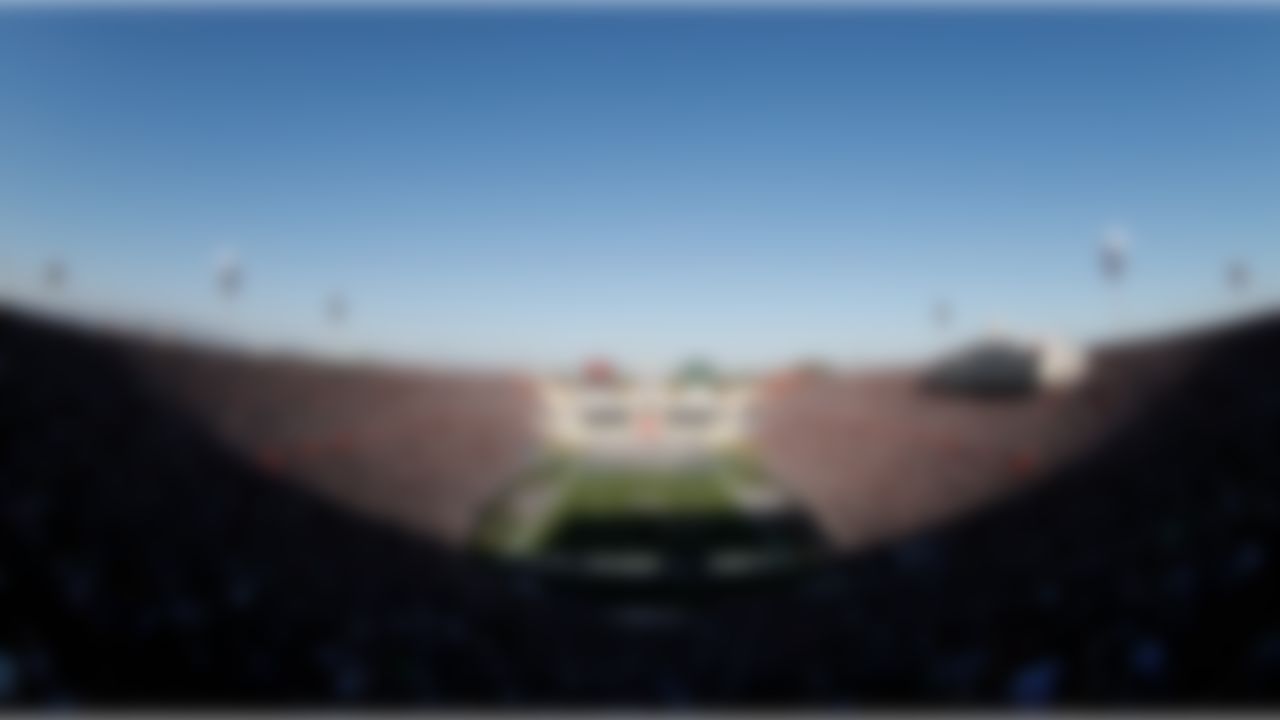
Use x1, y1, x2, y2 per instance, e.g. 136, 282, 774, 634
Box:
2, 304, 1280, 706
538, 512, 823, 607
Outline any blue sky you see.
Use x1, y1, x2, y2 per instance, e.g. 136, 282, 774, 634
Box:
0, 8, 1278, 371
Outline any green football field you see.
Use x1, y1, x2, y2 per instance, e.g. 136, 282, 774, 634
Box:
472, 447, 775, 558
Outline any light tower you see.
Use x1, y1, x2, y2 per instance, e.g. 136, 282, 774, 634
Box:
933, 298, 953, 335
1098, 224, 1131, 336
326, 291, 347, 327
1226, 260, 1251, 296
214, 247, 244, 303
44, 258, 68, 292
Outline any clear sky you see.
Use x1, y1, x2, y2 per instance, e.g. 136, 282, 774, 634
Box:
0, 7, 1278, 371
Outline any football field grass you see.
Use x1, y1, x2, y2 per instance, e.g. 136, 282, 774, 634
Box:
472, 448, 772, 557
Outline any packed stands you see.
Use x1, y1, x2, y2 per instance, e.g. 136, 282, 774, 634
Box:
756, 333, 1201, 549
2, 304, 1280, 705
119, 338, 539, 544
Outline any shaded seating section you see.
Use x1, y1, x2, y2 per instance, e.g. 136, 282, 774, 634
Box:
1, 306, 1280, 705
120, 338, 540, 543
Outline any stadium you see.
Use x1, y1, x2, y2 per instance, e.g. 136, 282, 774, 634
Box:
3, 5, 1280, 710
3, 297, 1280, 705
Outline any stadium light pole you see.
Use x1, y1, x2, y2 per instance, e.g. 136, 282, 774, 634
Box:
213, 247, 245, 346
44, 258, 68, 293
1223, 260, 1254, 322
1098, 224, 1131, 339
933, 299, 953, 335
325, 291, 352, 359
42, 257, 70, 319
1226, 260, 1251, 296
326, 291, 347, 327
215, 247, 244, 304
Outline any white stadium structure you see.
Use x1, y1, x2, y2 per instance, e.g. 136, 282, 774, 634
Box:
537, 371, 759, 466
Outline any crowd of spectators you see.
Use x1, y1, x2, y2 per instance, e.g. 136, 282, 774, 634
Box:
2, 305, 1279, 706
119, 336, 540, 543
755, 333, 1201, 550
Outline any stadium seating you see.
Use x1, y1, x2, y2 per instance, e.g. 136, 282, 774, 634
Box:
2, 305, 1280, 705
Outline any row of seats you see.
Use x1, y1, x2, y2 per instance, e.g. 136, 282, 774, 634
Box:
0, 307, 1278, 705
